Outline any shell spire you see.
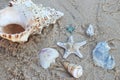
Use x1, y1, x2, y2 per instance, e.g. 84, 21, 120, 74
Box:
63, 62, 83, 78
63, 62, 69, 69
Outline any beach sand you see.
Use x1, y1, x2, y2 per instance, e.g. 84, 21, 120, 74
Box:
0, 0, 120, 80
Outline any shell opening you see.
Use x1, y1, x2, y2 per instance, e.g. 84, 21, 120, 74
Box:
3, 24, 25, 34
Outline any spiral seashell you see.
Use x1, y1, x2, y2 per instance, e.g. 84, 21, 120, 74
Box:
0, 0, 64, 42
63, 62, 83, 78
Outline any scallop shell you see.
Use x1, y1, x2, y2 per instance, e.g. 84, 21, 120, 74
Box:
0, 0, 64, 42
39, 48, 59, 69
63, 62, 83, 78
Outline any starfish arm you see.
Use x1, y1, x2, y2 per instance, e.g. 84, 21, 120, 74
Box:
75, 41, 87, 49
75, 49, 83, 58
57, 42, 67, 49
63, 51, 71, 59
68, 36, 74, 43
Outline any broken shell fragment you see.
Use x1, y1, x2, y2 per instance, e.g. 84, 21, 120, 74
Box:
86, 24, 94, 37
39, 48, 59, 69
93, 42, 115, 69
0, 0, 64, 42
63, 62, 83, 78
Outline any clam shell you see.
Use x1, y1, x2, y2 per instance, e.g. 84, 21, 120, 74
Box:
63, 62, 83, 78
39, 48, 59, 69
0, 0, 64, 42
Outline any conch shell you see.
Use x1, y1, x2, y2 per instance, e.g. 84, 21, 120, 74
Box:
0, 0, 64, 42
63, 62, 83, 78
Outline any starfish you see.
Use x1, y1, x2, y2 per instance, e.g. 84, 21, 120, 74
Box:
57, 36, 87, 59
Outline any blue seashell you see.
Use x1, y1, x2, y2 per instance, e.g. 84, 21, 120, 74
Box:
93, 42, 115, 69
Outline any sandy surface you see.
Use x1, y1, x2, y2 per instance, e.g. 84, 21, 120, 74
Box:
0, 0, 120, 80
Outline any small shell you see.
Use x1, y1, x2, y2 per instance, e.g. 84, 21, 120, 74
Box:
63, 62, 83, 78
39, 48, 59, 69
86, 24, 94, 37
0, 0, 63, 42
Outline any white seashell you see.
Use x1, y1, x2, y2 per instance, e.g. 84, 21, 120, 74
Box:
0, 0, 64, 42
63, 62, 83, 78
39, 48, 59, 69
86, 24, 94, 37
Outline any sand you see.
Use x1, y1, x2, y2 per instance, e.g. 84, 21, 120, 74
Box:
0, 0, 120, 80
